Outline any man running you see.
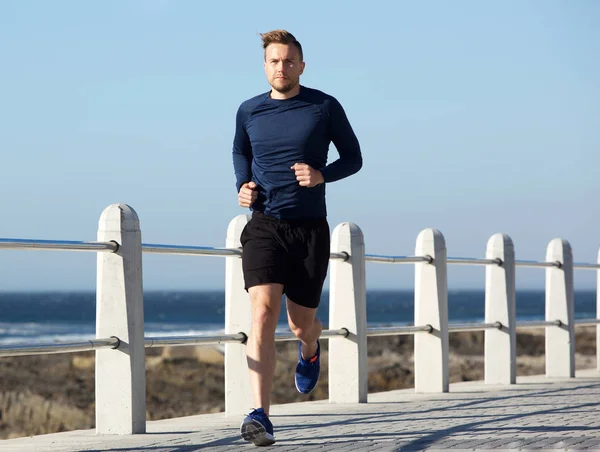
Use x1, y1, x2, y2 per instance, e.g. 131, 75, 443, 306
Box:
232, 29, 363, 446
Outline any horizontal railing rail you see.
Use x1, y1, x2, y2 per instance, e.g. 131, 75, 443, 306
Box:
363, 254, 600, 269
145, 333, 247, 348
330, 251, 349, 261
446, 257, 502, 266
515, 259, 561, 268
366, 325, 434, 336
3, 318, 599, 358
0, 238, 118, 253
573, 262, 600, 270
0, 337, 120, 358
145, 329, 349, 347
273, 328, 349, 342
365, 254, 432, 264
448, 321, 503, 332
573, 319, 600, 326
2, 238, 597, 271
517, 319, 563, 328
142, 243, 243, 257
0, 239, 350, 261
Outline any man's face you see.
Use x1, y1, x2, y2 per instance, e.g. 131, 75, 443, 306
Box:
264, 43, 305, 95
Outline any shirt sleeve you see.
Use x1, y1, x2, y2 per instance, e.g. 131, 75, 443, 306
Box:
232, 104, 253, 192
319, 97, 363, 183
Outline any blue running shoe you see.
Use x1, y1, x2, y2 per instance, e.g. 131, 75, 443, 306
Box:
295, 340, 320, 394
240, 408, 275, 446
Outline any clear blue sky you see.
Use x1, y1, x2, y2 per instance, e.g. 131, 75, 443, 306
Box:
0, 0, 598, 291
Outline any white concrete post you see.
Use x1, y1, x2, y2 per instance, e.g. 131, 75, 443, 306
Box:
596, 247, 599, 373
414, 228, 449, 393
484, 234, 516, 385
328, 222, 368, 403
95, 204, 146, 434
224, 214, 253, 415
545, 238, 575, 378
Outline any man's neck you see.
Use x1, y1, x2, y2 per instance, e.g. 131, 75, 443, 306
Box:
270, 85, 301, 100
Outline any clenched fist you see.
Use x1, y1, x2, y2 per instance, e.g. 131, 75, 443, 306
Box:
238, 181, 258, 208
291, 163, 324, 188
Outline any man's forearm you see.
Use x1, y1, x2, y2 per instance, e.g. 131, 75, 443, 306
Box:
319, 153, 362, 183
233, 153, 252, 192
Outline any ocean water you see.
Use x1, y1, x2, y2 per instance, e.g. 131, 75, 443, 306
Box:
0, 290, 596, 346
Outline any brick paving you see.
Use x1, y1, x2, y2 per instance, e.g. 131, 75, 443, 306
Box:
3, 369, 599, 451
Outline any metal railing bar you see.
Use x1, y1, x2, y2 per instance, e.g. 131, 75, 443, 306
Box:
274, 328, 348, 342
448, 322, 503, 333
1, 237, 597, 270
366, 325, 433, 336
574, 319, 600, 326
0, 238, 118, 253
516, 320, 562, 328
365, 254, 432, 264
447, 257, 502, 266
0, 337, 120, 358
145, 328, 348, 348
320, 328, 350, 338
515, 260, 561, 268
145, 333, 247, 348
142, 244, 349, 260
330, 252, 349, 261
106, 320, 600, 350
573, 263, 600, 270
0, 318, 596, 358
142, 244, 242, 257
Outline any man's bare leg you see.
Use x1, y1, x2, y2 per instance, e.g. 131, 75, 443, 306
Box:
246, 283, 283, 416
286, 298, 322, 359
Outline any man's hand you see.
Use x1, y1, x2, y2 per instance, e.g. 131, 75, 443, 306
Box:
291, 163, 324, 188
238, 181, 258, 208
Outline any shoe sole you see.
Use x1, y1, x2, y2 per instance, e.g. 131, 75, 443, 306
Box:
240, 418, 275, 446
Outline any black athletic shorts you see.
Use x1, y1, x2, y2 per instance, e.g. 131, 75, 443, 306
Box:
240, 211, 330, 309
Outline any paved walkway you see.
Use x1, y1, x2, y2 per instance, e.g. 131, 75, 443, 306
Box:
3, 369, 600, 451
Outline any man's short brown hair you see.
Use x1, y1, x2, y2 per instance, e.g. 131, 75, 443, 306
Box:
260, 29, 303, 61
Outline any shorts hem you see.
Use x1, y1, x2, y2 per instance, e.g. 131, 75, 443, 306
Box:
284, 294, 322, 310
244, 273, 286, 292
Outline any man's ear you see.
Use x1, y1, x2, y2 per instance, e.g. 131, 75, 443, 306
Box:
299, 61, 306, 75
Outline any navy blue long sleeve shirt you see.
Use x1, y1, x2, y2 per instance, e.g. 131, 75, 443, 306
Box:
232, 86, 362, 219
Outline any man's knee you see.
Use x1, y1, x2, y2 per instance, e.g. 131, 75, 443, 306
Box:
253, 305, 279, 328
288, 316, 320, 340
288, 320, 307, 338
249, 284, 283, 329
